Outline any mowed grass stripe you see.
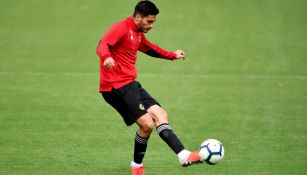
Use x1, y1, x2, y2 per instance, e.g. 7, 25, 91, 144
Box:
1, 71, 307, 80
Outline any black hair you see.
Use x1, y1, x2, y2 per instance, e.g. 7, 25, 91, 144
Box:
133, 0, 159, 17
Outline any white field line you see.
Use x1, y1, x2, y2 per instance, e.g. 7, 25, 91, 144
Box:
0, 71, 307, 80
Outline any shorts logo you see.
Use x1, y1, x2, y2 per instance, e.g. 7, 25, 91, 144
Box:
139, 104, 145, 110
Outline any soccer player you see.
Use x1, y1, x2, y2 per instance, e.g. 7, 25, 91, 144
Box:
96, 1, 200, 174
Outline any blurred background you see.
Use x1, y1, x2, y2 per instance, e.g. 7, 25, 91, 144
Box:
1, 0, 306, 174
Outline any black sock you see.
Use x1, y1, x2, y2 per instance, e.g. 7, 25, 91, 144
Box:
156, 123, 185, 154
133, 133, 149, 164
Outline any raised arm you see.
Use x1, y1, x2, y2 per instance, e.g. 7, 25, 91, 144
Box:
138, 33, 186, 60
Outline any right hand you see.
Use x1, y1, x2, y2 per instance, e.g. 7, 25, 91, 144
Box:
103, 57, 115, 68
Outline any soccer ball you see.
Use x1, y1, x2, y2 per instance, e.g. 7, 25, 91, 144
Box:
199, 139, 224, 164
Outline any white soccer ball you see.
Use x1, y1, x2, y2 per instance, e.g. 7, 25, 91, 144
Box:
199, 139, 224, 164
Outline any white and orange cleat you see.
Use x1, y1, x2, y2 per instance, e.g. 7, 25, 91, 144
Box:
130, 165, 145, 175
180, 151, 202, 167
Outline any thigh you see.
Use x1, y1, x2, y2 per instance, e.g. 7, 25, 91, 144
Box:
102, 82, 149, 126
135, 81, 160, 109
102, 90, 135, 125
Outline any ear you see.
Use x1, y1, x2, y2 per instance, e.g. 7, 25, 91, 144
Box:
135, 14, 142, 23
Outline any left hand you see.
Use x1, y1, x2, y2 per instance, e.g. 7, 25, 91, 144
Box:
175, 50, 186, 60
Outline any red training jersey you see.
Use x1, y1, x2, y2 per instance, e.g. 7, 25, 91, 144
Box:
96, 16, 177, 92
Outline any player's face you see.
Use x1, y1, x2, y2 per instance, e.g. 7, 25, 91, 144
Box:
136, 15, 156, 33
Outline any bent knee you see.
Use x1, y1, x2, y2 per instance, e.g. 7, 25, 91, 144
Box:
160, 109, 168, 118
148, 106, 168, 125
137, 114, 155, 133
140, 121, 154, 133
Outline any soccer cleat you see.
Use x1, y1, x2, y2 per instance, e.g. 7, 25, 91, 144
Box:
181, 151, 202, 167
130, 165, 145, 175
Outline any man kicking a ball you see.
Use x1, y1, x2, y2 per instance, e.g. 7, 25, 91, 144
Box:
96, 1, 200, 174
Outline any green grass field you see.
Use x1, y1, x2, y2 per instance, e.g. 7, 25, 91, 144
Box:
1, 0, 307, 174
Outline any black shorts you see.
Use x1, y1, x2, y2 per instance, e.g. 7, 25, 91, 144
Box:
101, 81, 160, 126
